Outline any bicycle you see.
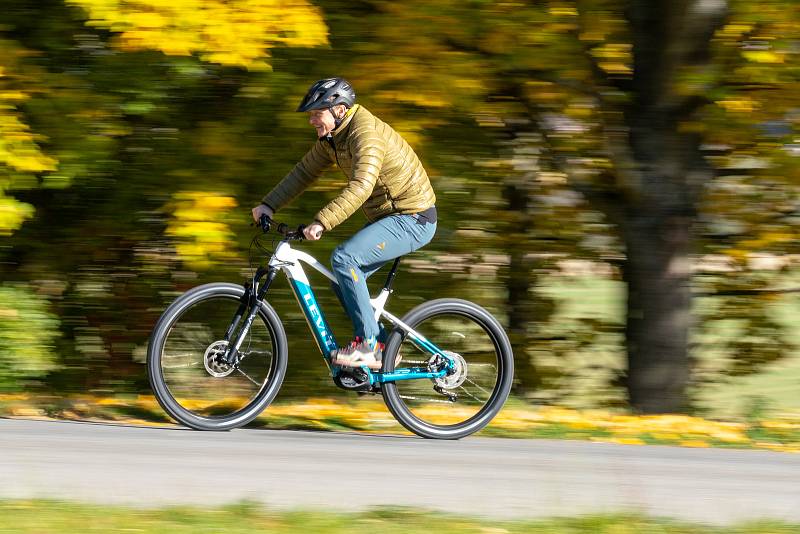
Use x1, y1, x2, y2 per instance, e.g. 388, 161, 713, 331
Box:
147, 215, 514, 439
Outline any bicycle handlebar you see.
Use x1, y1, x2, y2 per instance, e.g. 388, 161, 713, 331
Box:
255, 214, 305, 240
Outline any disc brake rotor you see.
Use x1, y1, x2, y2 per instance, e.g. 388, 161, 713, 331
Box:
432, 350, 467, 389
204, 340, 235, 378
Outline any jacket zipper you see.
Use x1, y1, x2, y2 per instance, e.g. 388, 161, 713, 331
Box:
323, 134, 341, 167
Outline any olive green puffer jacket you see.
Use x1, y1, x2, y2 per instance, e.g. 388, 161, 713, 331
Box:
261, 104, 436, 230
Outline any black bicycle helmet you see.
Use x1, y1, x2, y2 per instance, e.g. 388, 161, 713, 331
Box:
296, 77, 356, 112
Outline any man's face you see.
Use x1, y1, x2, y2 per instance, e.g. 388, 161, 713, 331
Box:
307, 106, 344, 137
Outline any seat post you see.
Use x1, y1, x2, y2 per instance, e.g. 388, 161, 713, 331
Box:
383, 257, 402, 291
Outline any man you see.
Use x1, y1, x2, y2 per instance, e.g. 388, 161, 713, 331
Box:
252, 77, 437, 370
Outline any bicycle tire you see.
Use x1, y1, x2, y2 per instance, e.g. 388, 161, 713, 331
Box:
381, 298, 513, 439
147, 282, 288, 431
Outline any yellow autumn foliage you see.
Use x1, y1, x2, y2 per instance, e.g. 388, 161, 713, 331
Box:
0, 109, 58, 173
0, 195, 35, 236
718, 98, 760, 113
4, 393, 799, 452
592, 43, 633, 75
742, 50, 784, 64
0, 43, 58, 235
167, 191, 238, 269
548, 6, 578, 17
68, 0, 329, 70
0, 44, 57, 176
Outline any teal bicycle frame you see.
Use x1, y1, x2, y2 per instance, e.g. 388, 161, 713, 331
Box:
263, 238, 454, 385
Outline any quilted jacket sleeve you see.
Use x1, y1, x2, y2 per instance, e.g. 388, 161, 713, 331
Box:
261, 142, 333, 212
315, 124, 386, 230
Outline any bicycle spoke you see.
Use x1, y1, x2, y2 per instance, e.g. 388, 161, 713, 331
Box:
240, 350, 272, 357
236, 367, 262, 386
389, 308, 503, 429
456, 385, 483, 403
159, 293, 276, 419
161, 360, 203, 369
399, 394, 454, 404
463, 376, 491, 396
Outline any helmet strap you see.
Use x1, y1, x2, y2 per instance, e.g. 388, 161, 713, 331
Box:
331, 107, 343, 129
330, 105, 351, 130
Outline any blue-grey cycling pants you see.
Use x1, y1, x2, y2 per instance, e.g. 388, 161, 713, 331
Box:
331, 212, 436, 342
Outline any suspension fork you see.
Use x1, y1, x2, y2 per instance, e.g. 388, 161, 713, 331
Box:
223, 266, 278, 365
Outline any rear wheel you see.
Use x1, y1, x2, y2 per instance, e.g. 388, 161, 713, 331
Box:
147, 283, 287, 430
381, 298, 513, 439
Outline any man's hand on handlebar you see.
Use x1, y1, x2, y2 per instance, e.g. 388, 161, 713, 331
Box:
303, 221, 324, 241
252, 203, 274, 223
252, 203, 322, 240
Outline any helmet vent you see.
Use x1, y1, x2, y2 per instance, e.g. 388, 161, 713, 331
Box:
297, 77, 356, 112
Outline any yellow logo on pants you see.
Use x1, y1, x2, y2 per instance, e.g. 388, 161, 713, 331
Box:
377, 242, 386, 250
350, 268, 359, 282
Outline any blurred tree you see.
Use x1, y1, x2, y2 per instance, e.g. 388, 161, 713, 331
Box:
597, 0, 726, 412
0, 283, 60, 391
325, 0, 799, 412
690, 0, 800, 390
0, 0, 331, 392
0, 39, 58, 235
0, 0, 797, 412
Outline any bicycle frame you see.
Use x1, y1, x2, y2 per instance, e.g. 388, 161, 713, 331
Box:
251, 239, 452, 385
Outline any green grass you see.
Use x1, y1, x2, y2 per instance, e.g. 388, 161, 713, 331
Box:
0, 501, 798, 534
536, 273, 800, 419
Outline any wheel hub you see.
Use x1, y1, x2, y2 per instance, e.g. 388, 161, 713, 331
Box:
204, 340, 235, 377
432, 350, 467, 389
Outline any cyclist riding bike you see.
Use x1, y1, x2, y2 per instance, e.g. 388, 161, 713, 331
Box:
251, 77, 437, 370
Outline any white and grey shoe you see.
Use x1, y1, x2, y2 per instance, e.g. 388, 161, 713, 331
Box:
331, 337, 383, 370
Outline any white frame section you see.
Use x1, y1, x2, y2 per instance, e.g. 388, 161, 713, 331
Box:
268, 241, 452, 372
268, 241, 395, 320
267, 241, 428, 345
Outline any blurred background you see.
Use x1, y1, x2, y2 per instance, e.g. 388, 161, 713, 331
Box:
0, 0, 798, 420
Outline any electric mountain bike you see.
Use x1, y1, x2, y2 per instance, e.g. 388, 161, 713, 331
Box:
147, 215, 513, 439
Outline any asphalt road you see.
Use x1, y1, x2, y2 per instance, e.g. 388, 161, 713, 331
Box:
2, 418, 799, 524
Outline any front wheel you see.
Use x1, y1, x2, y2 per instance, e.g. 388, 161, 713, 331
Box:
381, 298, 514, 439
147, 283, 288, 430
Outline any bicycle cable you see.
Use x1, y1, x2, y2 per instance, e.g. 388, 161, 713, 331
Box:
246, 232, 275, 280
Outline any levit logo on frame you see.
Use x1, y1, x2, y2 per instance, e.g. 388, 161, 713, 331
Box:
302, 290, 336, 351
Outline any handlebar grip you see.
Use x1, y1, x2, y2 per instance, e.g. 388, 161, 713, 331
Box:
255, 214, 304, 240
259, 213, 272, 233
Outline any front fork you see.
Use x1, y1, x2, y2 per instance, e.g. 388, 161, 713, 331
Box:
223, 266, 278, 366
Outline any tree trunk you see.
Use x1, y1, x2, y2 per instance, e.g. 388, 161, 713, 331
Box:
503, 182, 540, 396
617, 0, 727, 412
621, 211, 692, 412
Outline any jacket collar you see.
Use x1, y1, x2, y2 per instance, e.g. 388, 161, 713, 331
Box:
330, 104, 359, 139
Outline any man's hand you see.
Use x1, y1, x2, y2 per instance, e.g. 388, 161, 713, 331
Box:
252, 203, 274, 223
303, 222, 324, 241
